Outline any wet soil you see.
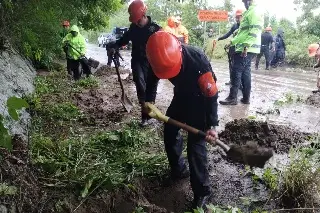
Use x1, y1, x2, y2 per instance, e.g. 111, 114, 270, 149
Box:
306, 92, 320, 108
219, 119, 310, 153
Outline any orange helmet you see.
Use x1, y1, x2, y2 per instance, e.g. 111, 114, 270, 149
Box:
146, 31, 182, 79
128, 0, 147, 24
62, 20, 70, 27
308, 43, 320, 57
265, 26, 272, 31
167, 16, 177, 28
235, 9, 243, 17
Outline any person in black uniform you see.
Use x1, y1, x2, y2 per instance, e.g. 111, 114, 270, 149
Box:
146, 31, 219, 210
271, 28, 286, 67
106, 0, 161, 126
217, 9, 243, 85
255, 26, 275, 70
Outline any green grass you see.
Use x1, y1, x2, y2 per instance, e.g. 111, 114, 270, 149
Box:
31, 120, 168, 197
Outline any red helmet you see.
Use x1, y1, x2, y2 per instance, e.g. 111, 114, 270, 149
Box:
62, 20, 70, 27
128, 0, 147, 24
167, 16, 177, 28
235, 9, 243, 17
308, 43, 320, 57
265, 26, 272, 31
146, 31, 182, 79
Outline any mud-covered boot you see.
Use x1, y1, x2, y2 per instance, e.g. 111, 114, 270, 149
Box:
240, 98, 250, 104
192, 193, 212, 210
219, 97, 237, 105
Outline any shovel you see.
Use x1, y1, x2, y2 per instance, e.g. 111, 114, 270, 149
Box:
145, 103, 274, 168
67, 44, 100, 68
113, 57, 133, 113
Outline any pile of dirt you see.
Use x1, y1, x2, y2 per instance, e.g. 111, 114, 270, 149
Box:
94, 65, 130, 77
219, 119, 309, 153
306, 92, 320, 108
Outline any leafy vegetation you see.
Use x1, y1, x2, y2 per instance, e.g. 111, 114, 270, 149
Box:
0, 97, 29, 151
0, 0, 122, 68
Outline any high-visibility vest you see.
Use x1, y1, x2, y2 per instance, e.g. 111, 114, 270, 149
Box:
231, 4, 263, 53
175, 24, 189, 44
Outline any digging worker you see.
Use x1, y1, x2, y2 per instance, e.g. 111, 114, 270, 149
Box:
174, 16, 189, 44
255, 26, 275, 70
217, 9, 243, 85
62, 25, 91, 80
308, 43, 320, 93
220, 0, 263, 105
146, 31, 219, 209
106, 0, 161, 127
164, 16, 178, 36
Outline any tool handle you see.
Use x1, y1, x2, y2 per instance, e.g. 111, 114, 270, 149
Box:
113, 58, 125, 93
67, 44, 88, 60
167, 118, 229, 151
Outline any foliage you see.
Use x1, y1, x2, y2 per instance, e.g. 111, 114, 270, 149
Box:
274, 92, 303, 106
0, 183, 18, 196
281, 148, 320, 208
31, 120, 168, 196
262, 168, 279, 192
74, 76, 99, 89
0, 0, 122, 68
0, 97, 29, 151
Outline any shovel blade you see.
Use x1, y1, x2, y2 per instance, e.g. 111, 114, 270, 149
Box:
121, 94, 133, 113
226, 144, 273, 168
88, 58, 100, 69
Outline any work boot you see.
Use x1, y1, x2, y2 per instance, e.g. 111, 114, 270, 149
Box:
219, 98, 237, 105
225, 81, 231, 85
171, 166, 190, 181
240, 98, 250, 104
192, 193, 212, 210
265, 67, 270, 70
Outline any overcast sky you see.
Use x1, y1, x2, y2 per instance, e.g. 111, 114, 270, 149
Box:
208, 0, 301, 23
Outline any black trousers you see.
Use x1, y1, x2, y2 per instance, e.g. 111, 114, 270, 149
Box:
131, 59, 159, 119
68, 58, 91, 80
164, 93, 218, 197
255, 46, 270, 69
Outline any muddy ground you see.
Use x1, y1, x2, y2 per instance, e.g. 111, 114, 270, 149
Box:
2, 44, 320, 213
306, 92, 320, 108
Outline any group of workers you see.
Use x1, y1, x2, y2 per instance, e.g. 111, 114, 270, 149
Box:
163, 16, 189, 44
58, 0, 319, 210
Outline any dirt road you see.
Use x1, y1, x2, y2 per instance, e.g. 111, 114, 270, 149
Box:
87, 43, 320, 134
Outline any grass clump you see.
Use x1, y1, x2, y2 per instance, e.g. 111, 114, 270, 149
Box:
31, 120, 168, 197
75, 76, 99, 89
281, 148, 320, 209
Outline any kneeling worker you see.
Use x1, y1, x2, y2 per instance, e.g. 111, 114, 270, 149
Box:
146, 31, 219, 209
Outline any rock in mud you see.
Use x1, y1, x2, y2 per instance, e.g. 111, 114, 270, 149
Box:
306, 92, 320, 108
219, 119, 309, 153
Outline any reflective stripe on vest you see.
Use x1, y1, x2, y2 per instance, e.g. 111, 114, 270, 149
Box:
240, 25, 263, 30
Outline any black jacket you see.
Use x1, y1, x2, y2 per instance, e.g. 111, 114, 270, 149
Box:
169, 45, 218, 127
115, 16, 161, 62
218, 23, 240, 41
261, 31, 274, 47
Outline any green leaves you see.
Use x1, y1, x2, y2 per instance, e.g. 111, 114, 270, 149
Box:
7, 96, 29, 121
0, 97, 29, 151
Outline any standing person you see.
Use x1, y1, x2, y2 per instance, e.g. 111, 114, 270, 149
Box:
217, 9, 243, 85
174, 16, 189, 44
146, 31, 219, 209
271, 28, 286, 68
62, 25, 91, 80
61, 20, 71, 75
308, 43, 320, 93
255, 26, 275, 70
106, 0, 161, 126
164, 16, 178, 36
220, 0, 263, 105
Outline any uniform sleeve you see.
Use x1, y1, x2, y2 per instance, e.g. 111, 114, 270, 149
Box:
116, 26, 132, 47
79, 36, 86, 55
218, 24, 237, 40
197, 52, 219, 127
62, 34, 70, 44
